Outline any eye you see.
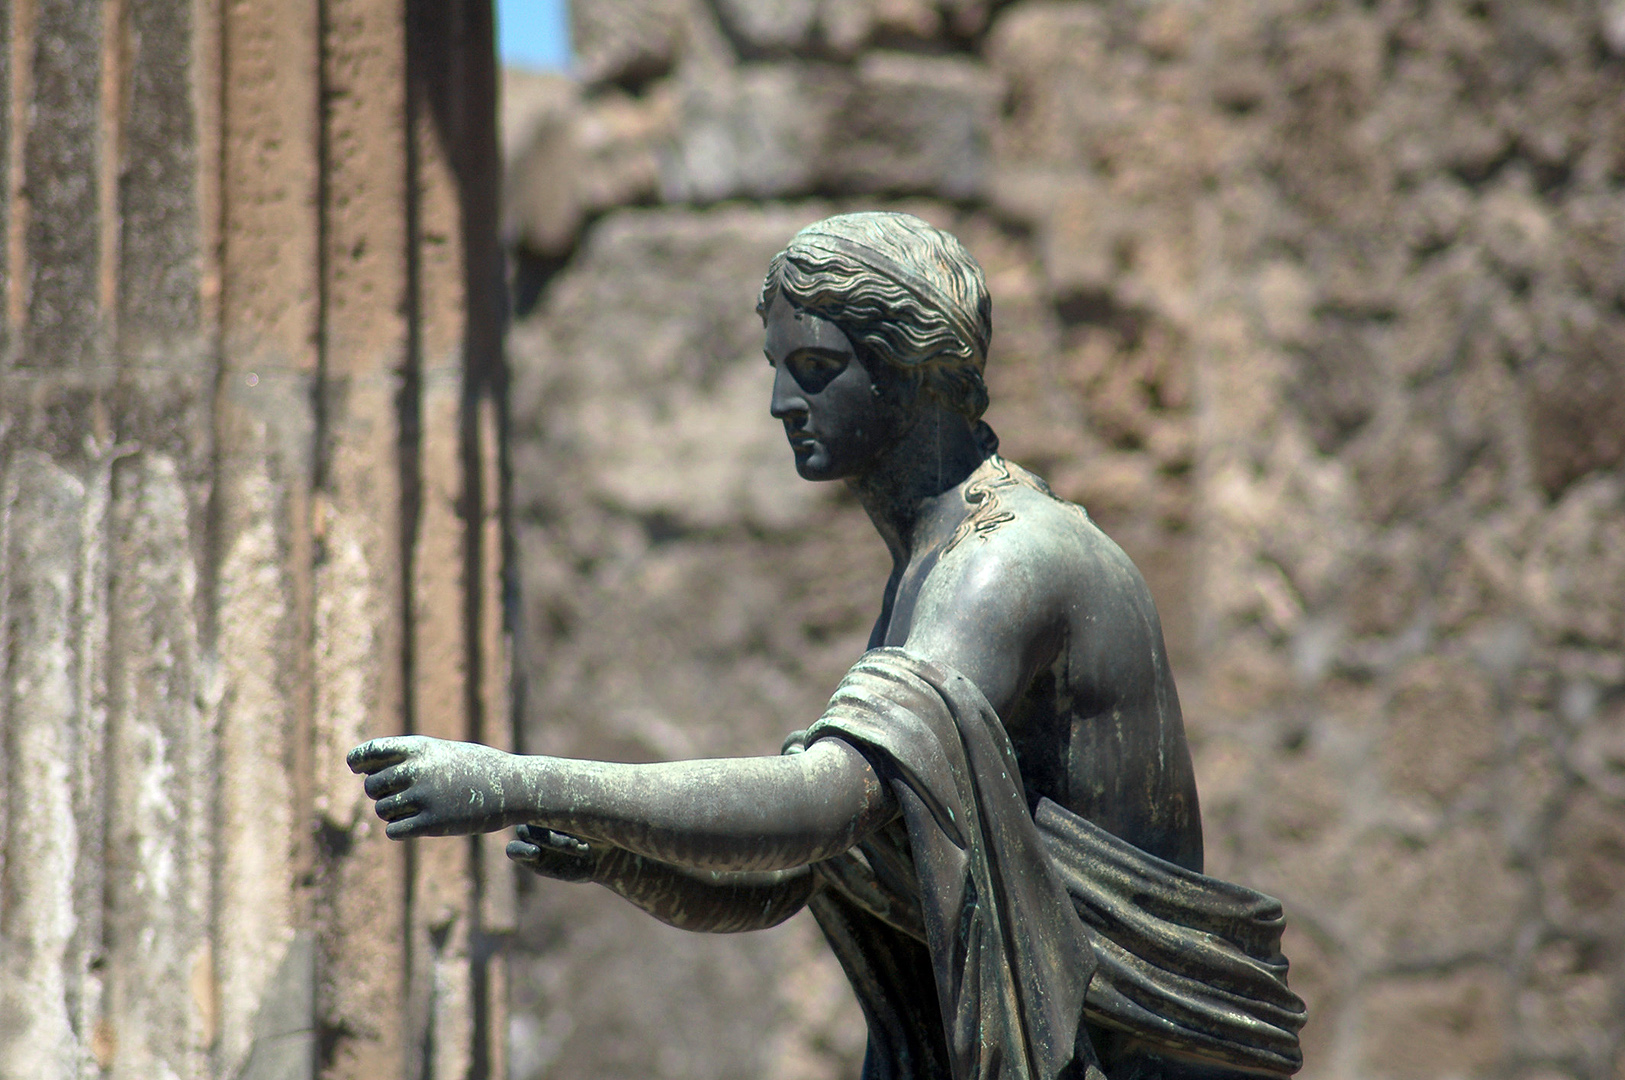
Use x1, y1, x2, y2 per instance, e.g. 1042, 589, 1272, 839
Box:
785, 351, 848, 392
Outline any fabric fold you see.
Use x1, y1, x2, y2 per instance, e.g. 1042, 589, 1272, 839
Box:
798, 647, 1305, 1080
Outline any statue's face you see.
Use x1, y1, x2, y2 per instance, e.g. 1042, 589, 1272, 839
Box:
764, 294, 902, 481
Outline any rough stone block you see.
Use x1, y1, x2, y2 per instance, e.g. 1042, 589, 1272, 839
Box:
991, 171, 1117, 299
1348, 410, 1451, 526
500, 68, 577, 164
1476, 180, 1557, 280
1352, 825, 1524, 969
1524, 345, 1625, 500
503, 79, 583, 255
659, 53, 996, 203
985, 2, 1109, 169
660, 64, 840, 203
1358, 967, 1511, 1080
824, 52, 998, 199
1523, 476, 1625, 650
1568, 694, 1625, 802
819, 0, 943, 56
1544, 787, 1625, 936
575, 87, 679, 214
714, 0, 819, 54
1514, 937, 1613, 1061
571, 0, 690, 88
505, 77, 676, 255
1380, 656, 1499, 808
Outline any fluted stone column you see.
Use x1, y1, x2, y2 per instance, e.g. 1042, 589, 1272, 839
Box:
0, 3, 510, 1078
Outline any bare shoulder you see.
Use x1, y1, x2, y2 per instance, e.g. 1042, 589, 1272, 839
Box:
903, 459, 1160, 708
928, 458, 1146, 614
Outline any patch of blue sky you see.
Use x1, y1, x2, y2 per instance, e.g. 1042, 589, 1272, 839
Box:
497, 0, 571, 71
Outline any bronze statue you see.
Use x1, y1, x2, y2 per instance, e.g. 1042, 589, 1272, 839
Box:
350, 213, 1305, 1080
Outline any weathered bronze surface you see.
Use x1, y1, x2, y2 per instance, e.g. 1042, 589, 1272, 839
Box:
351, 212, 1305, 1080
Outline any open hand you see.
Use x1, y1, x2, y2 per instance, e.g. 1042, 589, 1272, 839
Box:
506, 824, 603, 883
347, 735, 525, 839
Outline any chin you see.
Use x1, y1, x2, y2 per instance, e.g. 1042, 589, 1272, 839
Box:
791, 447, 844, 482
793, 458, 834, 481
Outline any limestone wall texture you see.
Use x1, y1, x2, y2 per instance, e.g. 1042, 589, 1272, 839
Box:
501, 2, 1625, 1079
1, 3, 508, 1079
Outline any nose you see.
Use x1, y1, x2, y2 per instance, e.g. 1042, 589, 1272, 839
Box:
769, 363, 807, 423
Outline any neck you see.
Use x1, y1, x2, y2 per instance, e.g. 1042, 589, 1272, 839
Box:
848, 404, 989, 563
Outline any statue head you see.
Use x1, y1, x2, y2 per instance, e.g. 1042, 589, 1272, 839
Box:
757, 212, 994, 425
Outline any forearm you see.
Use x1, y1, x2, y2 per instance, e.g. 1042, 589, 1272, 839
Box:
592, 850, 817, 933
515, 739, 891, 872
350, 734, 893, 868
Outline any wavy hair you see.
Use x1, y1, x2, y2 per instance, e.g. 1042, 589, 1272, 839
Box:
757, 213, 995, 425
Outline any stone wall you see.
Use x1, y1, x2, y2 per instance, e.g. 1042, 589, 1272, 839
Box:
501, 3, 1625, 1079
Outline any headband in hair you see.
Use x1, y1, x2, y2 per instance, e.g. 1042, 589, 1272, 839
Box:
789, 221, 986, 369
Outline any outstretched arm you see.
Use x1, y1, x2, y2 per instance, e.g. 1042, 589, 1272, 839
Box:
507, 826, 818, 933
347, 735, 893, 873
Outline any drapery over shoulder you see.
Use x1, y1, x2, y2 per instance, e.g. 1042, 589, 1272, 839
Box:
795, 648, 1305, 1080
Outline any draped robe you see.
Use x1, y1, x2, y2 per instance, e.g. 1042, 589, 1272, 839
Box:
788, 649, 1306, 1080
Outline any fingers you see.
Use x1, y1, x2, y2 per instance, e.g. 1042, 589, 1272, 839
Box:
347, 736, 418, 774
515, 824, 590, 855
358, 756, 428, 839
380, 806, 457, 840
363, 766, 411, 800
385, 816, 429, 841
505, 838, 543, 863
373, 792, 418, 823
506, 828, 596, 883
